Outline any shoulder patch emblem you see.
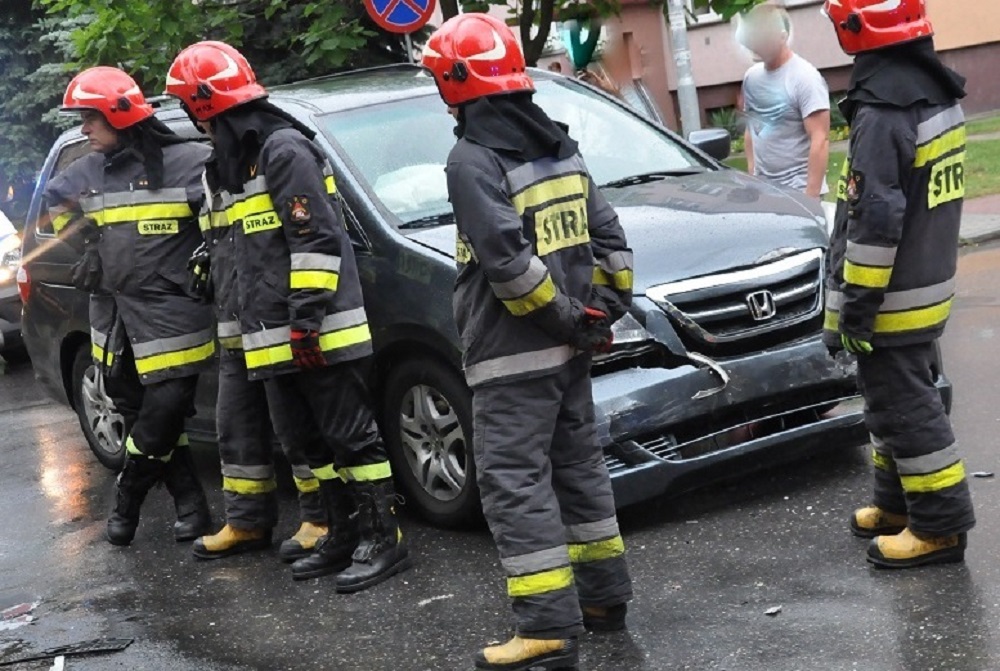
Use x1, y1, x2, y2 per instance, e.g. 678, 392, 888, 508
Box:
290, 196, 311, 222
846, 170, 865, 202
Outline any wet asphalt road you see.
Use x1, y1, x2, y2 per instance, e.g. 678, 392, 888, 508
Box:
2, 244, 1000, 671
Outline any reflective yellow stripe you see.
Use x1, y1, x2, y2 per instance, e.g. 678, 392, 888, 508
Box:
836, 158, 850, 202
502, 274, 557, 316
52, 212, 74, 234
567, 535, 625, 564
134, 341, 216, 375
126, 435, 171, 462
872, 449, 893, 472
293, 476, 320, 493
914, 127, 966, 168
222, 476, 277, 495
873, 299, 952, 333
339, 461, 392, 482
318, 323, 371, 351
900, 461, 966, 493
324, 175, 337, 194
610, 269, 633, 291
290, 269, 339, 291
245, 344, 293, 369
92, 342, 116, 366
311, 463, 342, 481
176, 433, 190, 448
94, 203, 194, 227
844, 260, 892, 289
823, 309, 838, 331
511, 174, 589, 215
507, 567, 574, 598
218, 336, 243, 350
227, 193, 275, 221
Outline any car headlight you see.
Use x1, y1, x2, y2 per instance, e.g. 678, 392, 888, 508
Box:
0, 234, 20, 284
611, 313, 653, 345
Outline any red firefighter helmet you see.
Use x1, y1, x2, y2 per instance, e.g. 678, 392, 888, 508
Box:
165, 41, 266, 121
61, 67, 154, 130
421, 13, 534, 107
823, 0, 933, 55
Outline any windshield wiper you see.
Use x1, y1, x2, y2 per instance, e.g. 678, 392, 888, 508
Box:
600, 168, 706, 190
398, 212, 454, 230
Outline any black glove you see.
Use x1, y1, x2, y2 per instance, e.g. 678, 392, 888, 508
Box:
70, 219, 102, 293
186, 242, 212, 300
570, 306, 614, 354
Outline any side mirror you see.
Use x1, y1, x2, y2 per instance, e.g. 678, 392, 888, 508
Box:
687, 128, 731, 161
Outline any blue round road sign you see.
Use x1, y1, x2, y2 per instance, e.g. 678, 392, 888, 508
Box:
364, 0, 437, 34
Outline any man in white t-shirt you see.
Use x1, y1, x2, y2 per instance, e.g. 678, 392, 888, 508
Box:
739, 4, 830, 199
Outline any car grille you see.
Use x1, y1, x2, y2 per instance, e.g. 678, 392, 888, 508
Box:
645, 249, 824, 346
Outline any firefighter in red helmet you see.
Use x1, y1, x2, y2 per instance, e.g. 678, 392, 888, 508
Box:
166, 42, 411, 589
423, 14, 633, 670
822, 0, 975, 567
47, 67, 214, 546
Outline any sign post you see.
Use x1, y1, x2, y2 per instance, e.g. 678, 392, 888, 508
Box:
363, 0, 437, 64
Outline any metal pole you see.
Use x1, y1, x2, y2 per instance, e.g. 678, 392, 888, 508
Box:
404, 32, 415, 64
666, 0, 702, 136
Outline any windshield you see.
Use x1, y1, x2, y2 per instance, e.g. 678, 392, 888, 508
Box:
319, 78, 704, 226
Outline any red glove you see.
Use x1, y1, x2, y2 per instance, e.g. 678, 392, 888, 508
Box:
572, 307, 614, 354
290, 329, 326, 369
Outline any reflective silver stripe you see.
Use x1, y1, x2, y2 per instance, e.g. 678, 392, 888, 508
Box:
221, 176, 270, 209
500, 546, 570, 576
221, 464, 275, 479
217, 320, 242, 339
599, 250, 634, 273
91, 327, 108, 349
505, 155, 588, 196
291, 464, 316, 480
825, 290, 842, 311
916, 104, 965, 145
320, 307, 368, 333
828, 279, 954, 314
895, 444, 960, 476
80, 196, 101, 214
465, 346, 577, 387
565, 517, 621, 544
131, 328, 214, 359
291, 252, 342, 273
490, 257, 549, 300
846, 241, 897, 268
99, 188, 191, 209
871, 434, 887, 450
243, 325, 290, 351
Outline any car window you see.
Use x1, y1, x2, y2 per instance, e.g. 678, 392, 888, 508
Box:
35, 140, 94, 237
318, 79, 705, 227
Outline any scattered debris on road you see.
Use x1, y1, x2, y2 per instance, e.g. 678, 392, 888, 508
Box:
418, 594, 455, 607
0, 638, 133, 667
0, 602, 38, 632
972, 471, 995, 479
48, 656, 64, 671
765, 606, 783, 617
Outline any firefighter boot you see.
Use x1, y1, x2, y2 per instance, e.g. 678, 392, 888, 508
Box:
851, 506, 909, 539
291, 479, 359, 580
474, 636, 579, 671
334, 479, 413, 593
106, 456, 166, 546
279, 521, 330, 563
867, 528, 967, 569
193, 524, 272, 560
583, 604, 628, 632
162, 444, 212, 542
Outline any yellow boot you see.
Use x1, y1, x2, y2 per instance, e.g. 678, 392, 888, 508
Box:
867, 528, 967, 569
851, 506, 908, 539
474, 636, 578, 671
278, 521, 329, 563
192, 524, 271, 560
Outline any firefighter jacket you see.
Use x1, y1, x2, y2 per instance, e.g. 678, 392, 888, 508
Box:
198, 177, 242, 351
225, 128, 371, 380
446, 141, 633, 389
824, 101, 965, 347
45, 142, 215, 383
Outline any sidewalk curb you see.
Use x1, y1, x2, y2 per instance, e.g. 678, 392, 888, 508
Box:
961, 229, 1000, 247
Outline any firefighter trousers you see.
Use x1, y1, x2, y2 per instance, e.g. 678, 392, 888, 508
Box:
217, 350, 324, 530
104, 341, 197, 460
472, 355, 633, 640
857, 341, 976, 537
262, 359, 392, 487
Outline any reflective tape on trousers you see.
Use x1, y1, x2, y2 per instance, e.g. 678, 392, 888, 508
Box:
464, 345, 577, 387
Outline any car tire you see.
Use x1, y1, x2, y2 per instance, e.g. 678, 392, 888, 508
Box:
382, 356, 481, 529
71, 345, 126, 471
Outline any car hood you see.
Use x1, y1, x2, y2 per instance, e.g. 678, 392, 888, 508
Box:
405, 170, 828, 292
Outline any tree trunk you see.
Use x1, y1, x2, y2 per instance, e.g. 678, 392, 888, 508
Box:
519, 0, 555, 67
440, 0, 459, 20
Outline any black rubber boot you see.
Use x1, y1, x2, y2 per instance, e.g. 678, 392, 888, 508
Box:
107, 457, 166, 546
162, 445, 212, 542
291, 479, 359, 581
334, 479, 412, 593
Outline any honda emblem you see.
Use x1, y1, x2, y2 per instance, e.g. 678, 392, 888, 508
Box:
746, 290, 777, 321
